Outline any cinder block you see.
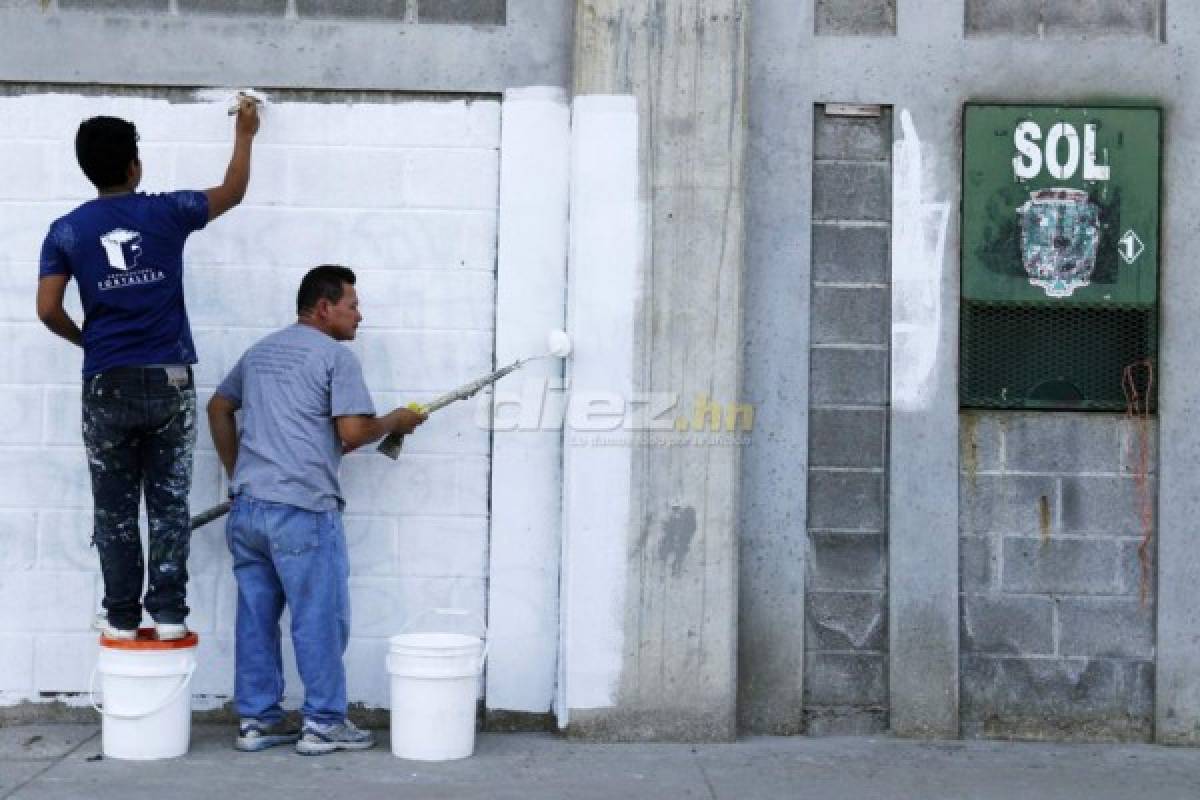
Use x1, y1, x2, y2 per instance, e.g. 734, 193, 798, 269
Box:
807, 469, 884, 530
807, 532, 884, 590
1060, 476, 1151, 536
804, 652, 886, 705
350, 576, 486, 638
344, 516, 398, 577
959, 535, 994, 592
1117, 537, 1154, 597
804, 707, 888, 736
1118, 418, 1157, 475
341, 453, 488, 516
42, 387, 81, 446
33, 634, 97, 693
809, 347, 888, 406
36, 510, 94, 572
192, 636, 235, 695
353, 269, 495, 333
256, 100, 500, 149
960, 474, 1057, 535
0, 634, 34, 692
0, 143, 61, 203
174, 143, 289, 208
806, 591, 885, 651
0, 571, 94, 633
353, 329, 492, 394
184, 268, 293, 330
811, 224, 889, 285
811, 286, 889, 346
185, 573, 219, 635
1002, 537, 1122, 595
1059, 596, 1154, 659
960, 655, 1120, 719
297, 0, 406, 18
0, 512, 36, 570
815, 0, 896, 35
960, 594, 1054, 655
0, 324, 83, 384
815, 111, 891, 160
812, 162, 891, 222
0, 258, 40, 324
405, 149, 500, 210
286, 148, 407, 209
808, 408, 886, 469
960, 411, 1004, 473
395, 515, 488, 577
346, 637, 391, 708
0, 387, 41, 445
204, 206, 497, 271
0, 448, 91, 509
1042, 0, 1157, 37
59, 0, 169, 10
179, 0, 287, 14
417, 0, 505, 25
188, 515, 232, 577
1003, 414, 1120, 473
965, 0, 1041, 36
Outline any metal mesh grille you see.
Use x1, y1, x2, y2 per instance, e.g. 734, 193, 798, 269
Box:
960, 301, 1157, 410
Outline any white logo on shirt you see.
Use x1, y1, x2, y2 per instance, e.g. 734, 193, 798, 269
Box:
99, 229, 142, 271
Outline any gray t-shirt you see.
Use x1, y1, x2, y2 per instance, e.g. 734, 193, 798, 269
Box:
216, 323, 376, 511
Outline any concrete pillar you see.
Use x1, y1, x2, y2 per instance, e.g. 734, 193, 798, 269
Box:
569, 0, 748, 740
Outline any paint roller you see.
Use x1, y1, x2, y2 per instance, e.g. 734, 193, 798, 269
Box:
188, 329, 573, 528
376, 328, 573, 459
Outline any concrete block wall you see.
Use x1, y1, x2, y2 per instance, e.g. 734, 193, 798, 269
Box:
959, 412, 1156, 740
46, 0, 505, 25
0, 89, 500, 710
805, 106, 892, 735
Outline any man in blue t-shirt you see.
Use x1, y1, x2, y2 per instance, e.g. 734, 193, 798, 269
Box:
36, 97, 261, 642
208, 265, 425, 754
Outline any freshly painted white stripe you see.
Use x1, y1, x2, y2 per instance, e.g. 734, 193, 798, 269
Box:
558, 94, 640, 722
486, 86, 572, 715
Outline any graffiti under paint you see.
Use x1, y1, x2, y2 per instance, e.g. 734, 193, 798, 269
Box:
1016, 188, 1100, 298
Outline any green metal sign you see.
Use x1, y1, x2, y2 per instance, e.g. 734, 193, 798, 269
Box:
962, 104, 1160, 307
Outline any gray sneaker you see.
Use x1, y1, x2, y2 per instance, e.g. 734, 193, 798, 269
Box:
294, 719, 375, 756
235, 719, 302, 752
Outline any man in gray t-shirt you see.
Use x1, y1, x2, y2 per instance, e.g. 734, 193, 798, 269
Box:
208, 265, 424, 756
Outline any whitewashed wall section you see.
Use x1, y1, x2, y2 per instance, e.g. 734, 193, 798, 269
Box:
0, 91, 500, 709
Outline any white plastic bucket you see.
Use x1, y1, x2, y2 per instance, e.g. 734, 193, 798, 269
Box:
91, 630, 198, 760
387, 611, 486, 761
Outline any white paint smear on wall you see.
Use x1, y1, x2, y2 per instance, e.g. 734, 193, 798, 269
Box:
559, 95, 640, 720
891, 109, 950, 412
0, 89, 499, 709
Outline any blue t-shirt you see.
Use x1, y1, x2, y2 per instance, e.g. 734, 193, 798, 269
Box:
216, 324, 377, 512
39, 191, 209, 378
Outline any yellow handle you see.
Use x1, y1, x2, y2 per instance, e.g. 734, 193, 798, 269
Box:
407, 402, 427, 414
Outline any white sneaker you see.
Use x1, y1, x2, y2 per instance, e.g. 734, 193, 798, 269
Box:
101, 624, 137, 641
155, 622, 188, 641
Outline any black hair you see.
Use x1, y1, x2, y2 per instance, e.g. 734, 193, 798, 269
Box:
75, 116, 139, 190
297, 265, 357, 315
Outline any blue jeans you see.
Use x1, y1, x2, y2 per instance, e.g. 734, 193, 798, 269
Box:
225, 494, 350, 725
82, 366, 196, 630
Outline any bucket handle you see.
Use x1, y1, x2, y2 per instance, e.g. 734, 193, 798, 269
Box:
89, 663, 196, 720
398, 608, 489, 673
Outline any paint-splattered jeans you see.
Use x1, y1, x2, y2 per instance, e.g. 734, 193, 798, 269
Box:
82, 366, 196, 631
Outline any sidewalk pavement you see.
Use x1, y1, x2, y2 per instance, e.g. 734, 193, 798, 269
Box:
3, 723, 1200, 800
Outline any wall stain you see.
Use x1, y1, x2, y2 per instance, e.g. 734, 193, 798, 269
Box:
659, 505, 697, 576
